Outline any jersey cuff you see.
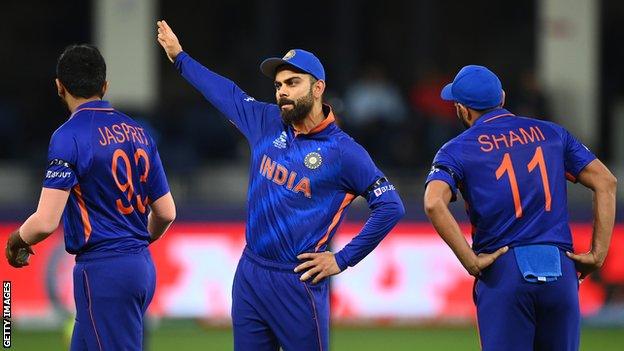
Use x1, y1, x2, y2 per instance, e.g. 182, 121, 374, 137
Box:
335, 250, 350, 271
174, 51, 189, 69
425, 168, 458, 202
566, 156, 597, 183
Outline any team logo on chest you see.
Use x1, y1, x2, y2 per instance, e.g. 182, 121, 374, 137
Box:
304, 152, 322, 169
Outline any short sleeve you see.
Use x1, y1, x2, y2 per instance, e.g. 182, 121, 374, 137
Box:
562, 128, 596, 180
42, 128, 79, 190
339, 142, 385, 197
146, 140, 170, 202
425, 145, 464, 202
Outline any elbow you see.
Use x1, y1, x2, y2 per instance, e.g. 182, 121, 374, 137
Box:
423, 197, 445, 218
40, 219, 60, 236
154, 206, 177, 224
608, 174, 618, 191
163, 208, 177, 224
598, 173, 618, 195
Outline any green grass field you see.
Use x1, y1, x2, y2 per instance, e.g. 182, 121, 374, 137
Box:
10, 323, 624, 350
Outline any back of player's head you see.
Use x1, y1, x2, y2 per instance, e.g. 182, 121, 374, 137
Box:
56, 44, 107, 98
440, 65, 503, 110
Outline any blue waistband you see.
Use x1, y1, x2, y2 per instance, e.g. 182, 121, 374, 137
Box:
75, 246, 149, 262
243, 246, 299, 272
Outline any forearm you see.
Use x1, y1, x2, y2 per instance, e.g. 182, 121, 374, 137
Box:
425, 202, 476, 269
175, 52, 241, 110
18, 211, 58, 246
335, 199, 405, 271
590, 186, 616, 261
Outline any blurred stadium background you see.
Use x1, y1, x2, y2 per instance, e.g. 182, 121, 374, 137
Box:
2, 0, 624, 349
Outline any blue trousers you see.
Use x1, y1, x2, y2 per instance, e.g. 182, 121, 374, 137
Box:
232, 247, 329, 351
70, 248, 156, 351
474, 248, 580, 351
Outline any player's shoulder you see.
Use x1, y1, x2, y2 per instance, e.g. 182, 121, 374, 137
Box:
334, 129, 370, 156
51, 116, 81, 141
438, 132, 466, 154
514, 116, 569, 141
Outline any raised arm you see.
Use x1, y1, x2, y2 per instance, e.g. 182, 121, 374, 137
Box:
156, 20, 273, 143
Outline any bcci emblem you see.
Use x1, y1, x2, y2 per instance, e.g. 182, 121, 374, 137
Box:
304, 152, 322, 169
283, 50, 296, 60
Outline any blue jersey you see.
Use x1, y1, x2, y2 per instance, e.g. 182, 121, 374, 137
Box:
42, 100, 170, 255
175, 52, 404, 269
426, 108, 595, 254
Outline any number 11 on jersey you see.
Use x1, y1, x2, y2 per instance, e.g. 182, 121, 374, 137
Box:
495, 146, 552, 218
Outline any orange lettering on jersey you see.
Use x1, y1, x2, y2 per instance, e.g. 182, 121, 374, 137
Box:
121, 123, 131, 142
273, 165, 288, 185
491, 134, 509, 149
98, 127, 108, 146
261, 157, 276, 179
535, 126, 546, 140
259, 155, 267, 173
286, 171, 297, 190
480, 126, 548, 153
129, 125, 141, 143
112, 124, 126, 143
259, 154, 313, 199
520, 127, 540, 143
293, 178, 312, 198
105, 127, 117, 145
97, 123, 149, 147
478, 135, 494, 152
508, 130, 524, 147
137, 127, 149, 145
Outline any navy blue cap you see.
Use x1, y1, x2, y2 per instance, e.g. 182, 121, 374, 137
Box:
441, 65, 503, 110
260, 49, 325, 81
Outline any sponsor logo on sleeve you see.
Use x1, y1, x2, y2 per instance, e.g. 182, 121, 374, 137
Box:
372, 184, 396, 198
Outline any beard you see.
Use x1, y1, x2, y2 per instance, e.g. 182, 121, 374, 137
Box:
58, 93, 69, 111
278, 89, 314, 125
457, 112, 471, 130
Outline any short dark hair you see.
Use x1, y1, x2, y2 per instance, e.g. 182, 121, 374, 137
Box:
56, 44, 106, 98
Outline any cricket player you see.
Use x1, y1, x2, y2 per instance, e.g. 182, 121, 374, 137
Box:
156, 20, 404, 350
4, 44, 176, 350
424, 65, 617, 350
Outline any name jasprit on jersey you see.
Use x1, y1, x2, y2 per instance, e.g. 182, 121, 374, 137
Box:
98, 123, 150, 146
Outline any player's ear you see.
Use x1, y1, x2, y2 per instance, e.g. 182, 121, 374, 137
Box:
55, 78, 65, 97
313, 79, 325, 99
101, 81, 109, 98
500, 90, 506, 108
457, 103, 468, 118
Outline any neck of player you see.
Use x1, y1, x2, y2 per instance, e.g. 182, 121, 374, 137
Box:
292, 102, 325, 134
66, 95, 103, 114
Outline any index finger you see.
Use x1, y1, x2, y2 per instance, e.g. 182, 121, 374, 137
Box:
565, 251, 584, 262
490, 246, 509, 260
161, 20, 172, 32
297, 253, 317, 260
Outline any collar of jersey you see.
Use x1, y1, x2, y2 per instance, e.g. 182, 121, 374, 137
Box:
70, 100, 114, 119
473, 108, 514, 127
292, 104, 336, 137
